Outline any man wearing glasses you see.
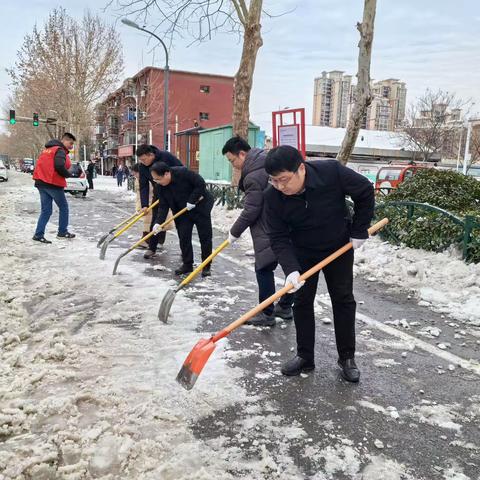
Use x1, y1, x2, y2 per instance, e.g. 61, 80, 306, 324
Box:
264, 145, 374, 382
222, 136, 293, 327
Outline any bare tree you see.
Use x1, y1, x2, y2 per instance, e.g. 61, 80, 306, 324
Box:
6, 8, 123, 158
336, 0, 377, 165
400, 89, 470, 163
467, 123, 480, 170
108, 0, 282, 183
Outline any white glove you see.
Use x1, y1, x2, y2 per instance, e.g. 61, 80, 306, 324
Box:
285, 271, 305, 293
351, 238, 367, 250
228, 232, 239, 245
186, 202, 196, 211
152, 223, 163, 234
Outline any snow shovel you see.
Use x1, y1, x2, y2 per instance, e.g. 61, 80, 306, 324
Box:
112, 207, 188, 275
158, 239, 230, 323
176, 217, 389, 390
99, 200, 159, 260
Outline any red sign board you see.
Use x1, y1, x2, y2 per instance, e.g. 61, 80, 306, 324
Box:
272, 108, 306, 158
118, 145, 134, 157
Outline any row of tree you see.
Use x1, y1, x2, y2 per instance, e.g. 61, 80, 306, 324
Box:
1, 8, 123, 160
2, 1, 477, 171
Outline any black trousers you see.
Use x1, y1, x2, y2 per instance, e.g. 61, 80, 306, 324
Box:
175, 212, 212, 266
293, 248, 356, 362
148, 205, 166, 251
87, 175, 94, 189
255, 261, 293, 316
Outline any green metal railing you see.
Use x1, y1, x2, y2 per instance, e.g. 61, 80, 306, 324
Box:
373, 201, 480, 262
206, 183, 244, 210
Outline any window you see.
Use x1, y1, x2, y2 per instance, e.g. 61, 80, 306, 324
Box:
199, 112, 209, 120
200, 85, 210, 94
378, 168, 402, 181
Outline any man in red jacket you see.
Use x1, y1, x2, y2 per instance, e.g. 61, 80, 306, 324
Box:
32, 133, 77, 243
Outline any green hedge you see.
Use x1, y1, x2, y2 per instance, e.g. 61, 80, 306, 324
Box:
376, 169, 480, 262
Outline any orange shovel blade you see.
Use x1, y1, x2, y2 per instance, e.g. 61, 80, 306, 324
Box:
176, 337, 216, 390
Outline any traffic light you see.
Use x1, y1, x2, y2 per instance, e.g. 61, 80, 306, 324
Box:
33, 112, 39, 127
9, 110, 16, 125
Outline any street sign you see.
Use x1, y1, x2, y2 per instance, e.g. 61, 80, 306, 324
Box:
272, 108, 306, 158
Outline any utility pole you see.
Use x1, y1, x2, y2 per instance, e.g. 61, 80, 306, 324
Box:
463, 120, 472, 175
121, 18, 170, 151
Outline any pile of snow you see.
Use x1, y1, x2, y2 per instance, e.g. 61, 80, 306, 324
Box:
0, 179, 251, 479
355, 240, 480, 324
93, 175, 135, 200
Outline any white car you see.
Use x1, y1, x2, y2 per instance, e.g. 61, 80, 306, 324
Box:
0, 160, 8, 182
66, 163, 88, 196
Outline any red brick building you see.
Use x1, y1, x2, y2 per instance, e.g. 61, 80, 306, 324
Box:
94, 67, 234, 171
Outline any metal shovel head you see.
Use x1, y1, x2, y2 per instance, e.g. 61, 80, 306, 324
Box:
97, 231, 111, 248
176, 337, 217, 391
112, 251, 128, 275
99, 235, 113, 260
158, 288, 176, 323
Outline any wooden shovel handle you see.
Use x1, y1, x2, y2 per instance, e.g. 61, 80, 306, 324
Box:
212, 218, 389, 342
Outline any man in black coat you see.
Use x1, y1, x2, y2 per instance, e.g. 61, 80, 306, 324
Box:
136, 144, 183, 259
264, 146, 375, 382
222, 136, 293, 327
150, 162, 214, 276
86, 159, 95, 190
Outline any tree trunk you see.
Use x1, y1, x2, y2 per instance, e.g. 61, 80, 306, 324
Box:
336, 0, 376, 165
231, 0, 263, 185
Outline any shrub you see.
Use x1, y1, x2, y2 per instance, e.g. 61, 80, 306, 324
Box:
375, 169, 480, 262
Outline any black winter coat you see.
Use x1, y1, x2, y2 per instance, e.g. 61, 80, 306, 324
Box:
264, 159, 375, 276
154, 167, 214, 224
139, 147, 183, 207
230, 148, 277, 270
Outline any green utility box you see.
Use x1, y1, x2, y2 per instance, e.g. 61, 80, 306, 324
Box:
199, 122, 261, 183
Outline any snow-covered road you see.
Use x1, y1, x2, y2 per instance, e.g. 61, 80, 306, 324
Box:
1, 172, 479, 479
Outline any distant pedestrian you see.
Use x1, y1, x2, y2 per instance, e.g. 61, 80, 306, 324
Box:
86, 159, 95, 190
116, 165, 124, 187
32, 132, 77, 243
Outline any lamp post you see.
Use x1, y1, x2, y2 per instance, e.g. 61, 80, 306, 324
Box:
125, 92, 138, 163
121, 18, 169, 151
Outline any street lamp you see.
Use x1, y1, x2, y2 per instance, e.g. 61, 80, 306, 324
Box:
124, 89, 139, 163
121, 18, 170, 151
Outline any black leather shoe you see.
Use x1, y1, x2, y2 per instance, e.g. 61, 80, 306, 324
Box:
273, 304, 293, 320
201, 265, 211, 277
281, 356, 315, 376
175, 264, 194, 275
338, 358, 360, 383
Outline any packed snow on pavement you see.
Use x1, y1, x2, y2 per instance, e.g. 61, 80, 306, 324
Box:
1, 175, 479, 479
0, 179, 274, 479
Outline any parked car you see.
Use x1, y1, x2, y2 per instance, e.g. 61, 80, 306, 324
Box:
66, 163, 88, 197
0, 159, 8, 182
21, 158, 35, 174
375, 164, 430, 192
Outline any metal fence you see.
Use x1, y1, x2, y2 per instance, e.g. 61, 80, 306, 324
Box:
206, 183, 244, 210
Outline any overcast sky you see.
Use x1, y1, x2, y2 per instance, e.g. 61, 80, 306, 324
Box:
1, 0, 479, 134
